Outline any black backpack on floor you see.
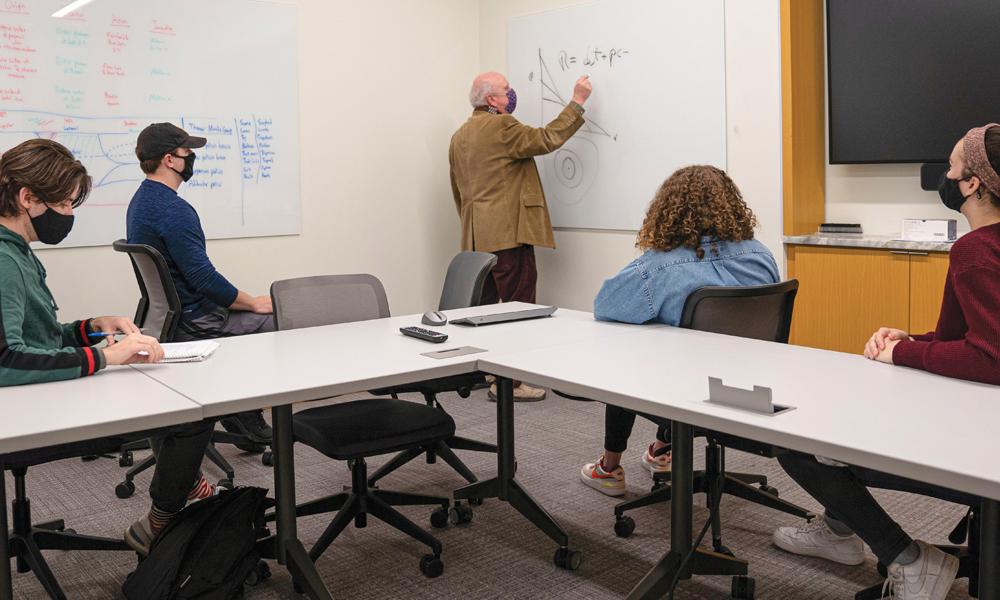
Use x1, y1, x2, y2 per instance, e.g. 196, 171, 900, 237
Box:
123, 486, 271, 600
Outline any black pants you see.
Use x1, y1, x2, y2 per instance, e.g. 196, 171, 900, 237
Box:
604, 404, 670, 454
777, 451, 977, 566
148, 420, 215, 513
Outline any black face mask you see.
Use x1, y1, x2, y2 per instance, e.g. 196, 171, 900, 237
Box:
938, 172, 973, 212
29, 206, 75, 245
170, 151, 196, 182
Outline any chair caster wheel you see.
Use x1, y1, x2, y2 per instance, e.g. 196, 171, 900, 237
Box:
732, 575, 755, 599
115, 480, 135, 499
554, 547, 582, 570
420, 554, 444, 578
614, 516, 635, 538
119, 451, 134, 468
261, 451, 274, 467
245, 560, 271, 586
218, 479, 235, 491
759, 484, 779, 497
430, 508, 450, 529
448, 503, 474, 525
468, 497, 483, 506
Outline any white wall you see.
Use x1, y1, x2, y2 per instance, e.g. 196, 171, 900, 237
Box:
35, 0, 478, 322
826, 164, 963, 236
478, 0, 784, 311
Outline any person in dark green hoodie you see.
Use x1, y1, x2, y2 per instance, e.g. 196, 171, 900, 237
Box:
0, 139, 215, 556
0, 138, 165, 380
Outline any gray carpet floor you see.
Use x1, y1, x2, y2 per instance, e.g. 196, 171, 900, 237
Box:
5, 387, 973, 599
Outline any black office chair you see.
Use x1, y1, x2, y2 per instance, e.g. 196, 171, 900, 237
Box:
367, 252, 499, 489
3, 433, 159, 598
611, 281, 816, 556
267, 274, 465, 578
108, 240, 267, 499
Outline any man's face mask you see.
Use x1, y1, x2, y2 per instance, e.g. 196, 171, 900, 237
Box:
505, 87, 517, 115
29, 204, 75, 245
938, 172, 973, 212
170, 151, 196, 182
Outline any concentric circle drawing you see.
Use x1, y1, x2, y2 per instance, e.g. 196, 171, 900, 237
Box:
554, 149, 583, 189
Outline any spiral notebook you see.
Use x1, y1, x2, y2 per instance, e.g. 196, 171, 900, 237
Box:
157, 340, 220, 363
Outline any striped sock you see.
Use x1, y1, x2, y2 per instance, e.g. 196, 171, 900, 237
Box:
187, 473, 216, 502
148, 505, 177, 537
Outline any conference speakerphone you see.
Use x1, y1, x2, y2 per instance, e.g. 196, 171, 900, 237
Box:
450, 305, 558, 326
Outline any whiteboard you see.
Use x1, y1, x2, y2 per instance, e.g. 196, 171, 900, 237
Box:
508, 0, 727, 231
0, 0, 299, 248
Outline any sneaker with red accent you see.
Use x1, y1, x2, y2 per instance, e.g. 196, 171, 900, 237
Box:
641, 444, 672, 475
580, 456, 626, 497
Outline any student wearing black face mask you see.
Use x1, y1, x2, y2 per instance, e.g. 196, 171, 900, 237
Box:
0, 138, 166, 384
126, 122, 274, 447
0, 139, 215, 558
771, 124, 1000, 600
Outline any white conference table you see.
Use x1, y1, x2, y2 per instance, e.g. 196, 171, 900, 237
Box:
130, 303, 646, 598
0, 367, 206, 600
479, 324, 1000, 600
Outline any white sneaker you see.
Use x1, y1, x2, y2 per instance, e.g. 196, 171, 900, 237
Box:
772, 519, 866, 565
579, 456, 626, 497
881, 541, 959, 600
641, 443, 671, 475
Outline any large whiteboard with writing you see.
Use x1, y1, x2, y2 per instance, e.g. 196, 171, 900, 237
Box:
0, 0, 298, 248
508, 0, 727, 231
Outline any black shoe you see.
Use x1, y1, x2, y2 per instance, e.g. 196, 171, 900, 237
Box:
221, 410, 272, 444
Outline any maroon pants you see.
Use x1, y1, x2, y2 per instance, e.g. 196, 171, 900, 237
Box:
481, 244, 537, 304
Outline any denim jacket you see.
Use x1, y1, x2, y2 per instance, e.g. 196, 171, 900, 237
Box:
594, 238, 780, 325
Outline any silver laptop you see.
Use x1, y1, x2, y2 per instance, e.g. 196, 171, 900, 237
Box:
450, 305, 557, 326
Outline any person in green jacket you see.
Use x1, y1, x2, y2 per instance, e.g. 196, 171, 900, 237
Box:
0, 139, 215, 556
0, 139, 164, 378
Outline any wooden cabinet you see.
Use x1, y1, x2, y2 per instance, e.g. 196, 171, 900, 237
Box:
786, 245, 949, 354
908, 252, 950, 335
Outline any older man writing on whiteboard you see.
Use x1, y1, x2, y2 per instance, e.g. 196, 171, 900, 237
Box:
449, 71, 592, 400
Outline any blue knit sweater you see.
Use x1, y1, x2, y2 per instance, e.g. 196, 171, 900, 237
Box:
126, 179, 238, 319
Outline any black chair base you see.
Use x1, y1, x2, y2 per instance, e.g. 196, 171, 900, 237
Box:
7, 467, 130, 599
278, 458, 449, 577
614, 442, 815, 551
367, 436, 497, 488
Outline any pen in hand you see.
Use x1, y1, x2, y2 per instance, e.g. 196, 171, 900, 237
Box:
88, 329, 149, 338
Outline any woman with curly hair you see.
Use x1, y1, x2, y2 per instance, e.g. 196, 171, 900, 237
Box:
580, 165, 779, 497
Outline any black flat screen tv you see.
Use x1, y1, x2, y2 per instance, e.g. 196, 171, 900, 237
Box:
827, 0, 1000, 164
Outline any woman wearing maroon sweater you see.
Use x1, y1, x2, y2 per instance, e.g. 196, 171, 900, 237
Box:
770, 124, 1000, 600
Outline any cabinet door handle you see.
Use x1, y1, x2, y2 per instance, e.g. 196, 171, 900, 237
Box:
889, 250, 930, 256
909, 251, 929, 256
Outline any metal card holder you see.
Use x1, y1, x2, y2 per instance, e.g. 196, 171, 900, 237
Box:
704, 377, 795, 416
420, 346, 488, 360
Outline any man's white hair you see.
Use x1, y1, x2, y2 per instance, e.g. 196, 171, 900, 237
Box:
468, 72, 505, 108
469, 79, 494, 107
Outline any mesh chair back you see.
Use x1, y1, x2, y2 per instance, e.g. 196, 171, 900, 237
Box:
678, 280, 799, 343
437, 252, 498, 310
270, 274, 390, 331
112, 239, 182, 342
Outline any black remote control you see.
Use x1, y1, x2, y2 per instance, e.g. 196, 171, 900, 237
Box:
400, 326, 448, 343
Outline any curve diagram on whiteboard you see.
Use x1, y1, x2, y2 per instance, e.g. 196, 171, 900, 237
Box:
530, 49, 617, 207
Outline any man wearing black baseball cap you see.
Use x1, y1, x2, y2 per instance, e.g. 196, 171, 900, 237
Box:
126, 122, 273, 460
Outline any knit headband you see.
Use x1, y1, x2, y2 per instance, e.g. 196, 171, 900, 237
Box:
963, 123, 1000, 198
